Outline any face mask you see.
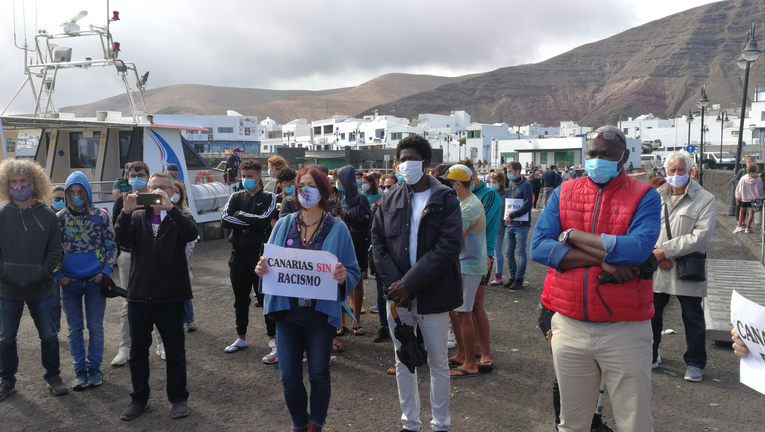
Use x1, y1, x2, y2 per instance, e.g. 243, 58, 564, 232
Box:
507, 173, 516, 181
337, 184, 343, 192
298, 186, 322, 208
72, 196, 85, 207
9, 184, 33, 202
395, 172, 404, 184
283, 185, 295, 195
469, 182, 476, 192
585, 151, 624, 183
52, 198, 66, 210
129, 177, 147, 191
398, 161, 424, 185
665, 174, 689, 188
242, 179, 257, 191
170, 194, 180, 204
362, 183, 370, 192
489, 183, 500, 191
356, 179, 362, 186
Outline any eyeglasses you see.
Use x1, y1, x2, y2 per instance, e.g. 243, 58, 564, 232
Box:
586, 131, 626, 144
53, 197, 64, 202
128, 173, 147, 179
379, 185, 394, 190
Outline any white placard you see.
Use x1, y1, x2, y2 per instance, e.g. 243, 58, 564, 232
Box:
505, 198, 529, 221
262, 243, 339, 301
731, 290, 765, 395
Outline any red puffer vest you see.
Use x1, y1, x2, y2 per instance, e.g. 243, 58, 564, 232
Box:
541, 172, 655, 322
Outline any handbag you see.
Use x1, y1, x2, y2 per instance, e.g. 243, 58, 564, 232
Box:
99, 274, 128, 298
663, 203, 706, 282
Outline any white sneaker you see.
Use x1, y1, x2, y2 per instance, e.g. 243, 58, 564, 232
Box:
745, 227, 755, 234
734, 225, 745, 233
262, 342, 278, 364
224, 338, 247, 353
111, 347, 130, 366
652, 350, 661, 369
447, 330, 457, 349
156, 343, 166, 361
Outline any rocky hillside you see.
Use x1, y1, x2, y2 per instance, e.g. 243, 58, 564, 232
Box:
361, 0, 765, 126
62, 73, 478, 123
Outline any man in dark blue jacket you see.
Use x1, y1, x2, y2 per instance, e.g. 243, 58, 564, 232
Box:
500, 161, 534, 289
372, 136, 462, 432
542, 165, 562, 207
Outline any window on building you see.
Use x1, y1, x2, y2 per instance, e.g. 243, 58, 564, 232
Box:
69, 131, 101, 169
118, 131, 132, 168
540, 152, 547, 164
341, 133, 345, 140
313, 126, 321, 134
623, 128, 629, 135
218, 127, 234, 134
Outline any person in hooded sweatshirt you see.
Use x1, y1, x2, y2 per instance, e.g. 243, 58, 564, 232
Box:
335, 166, 372, 340
0, 160, 67, 401
734, 163, 765, 233
54, 171, 117, 391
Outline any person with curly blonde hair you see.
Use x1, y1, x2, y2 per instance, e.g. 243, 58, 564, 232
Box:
0, 159, 68, 400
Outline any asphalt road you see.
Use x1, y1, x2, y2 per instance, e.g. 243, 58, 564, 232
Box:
0, 209, 762, 431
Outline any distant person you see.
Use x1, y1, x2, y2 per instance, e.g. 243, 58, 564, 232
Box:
167, 163, 180, 179
735, 163, 764, 233
267, 155, 289, 195
49, 185, 66, 332
652, 151, 716, 382
277, 168, 298, 218
115, 172, 198, 421
500, 161, 533, 290
542, 165, 561, 207
225, 148, 242, 185
112, 163, 133, 199
56, 172, 117, 391
0, 160, 67, 401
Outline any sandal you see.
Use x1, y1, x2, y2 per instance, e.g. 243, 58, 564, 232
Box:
450, 368, 479, 378
352, 326, 365, 336
336, 326, 349, 336
477, 361, 495, 372
332, 339, 345, 353
448, 358, 463, 368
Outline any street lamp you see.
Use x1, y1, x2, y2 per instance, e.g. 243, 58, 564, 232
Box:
716, 110, 730, 160
697, 86, 710, 186
750, 124, 757, 161
444, 135, 453, 162
729, 24, 761, 216
686, 109, 694, 146
492, 138, 498, 169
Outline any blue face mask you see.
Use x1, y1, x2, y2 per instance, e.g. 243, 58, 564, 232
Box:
52, 199, 66, 210
585, 151, 624, 183
242, 178, 257, 191
395, 172, 404, 184
129, 177, 147, 191
507, 173, 516, 181
489, 183, 500, 191
283, 185, 295, 195
469, 182, 476, 192
72, 196, 85, 207
337, 184, 343, 192
356, 179, 362, 185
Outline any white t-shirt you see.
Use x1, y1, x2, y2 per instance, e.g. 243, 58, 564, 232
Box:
409, 189, 432, 267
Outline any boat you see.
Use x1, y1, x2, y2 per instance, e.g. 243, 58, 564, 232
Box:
1, 6, 230, 239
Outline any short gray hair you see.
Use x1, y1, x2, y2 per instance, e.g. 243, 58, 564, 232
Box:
149, 172, 174, 187
663, 150, 694, 171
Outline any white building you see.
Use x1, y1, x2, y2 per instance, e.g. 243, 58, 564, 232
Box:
154, 111, 261, 155
495, 136, 641, 170
463, 122, 510, 164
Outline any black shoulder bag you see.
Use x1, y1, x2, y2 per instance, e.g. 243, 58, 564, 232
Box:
664, 203, 706, 282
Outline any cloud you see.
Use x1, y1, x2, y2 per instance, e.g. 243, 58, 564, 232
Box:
0, 0, 719, 115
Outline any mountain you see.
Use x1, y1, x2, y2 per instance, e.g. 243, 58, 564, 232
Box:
62, 73, 479, 123
360, 0, 765, 126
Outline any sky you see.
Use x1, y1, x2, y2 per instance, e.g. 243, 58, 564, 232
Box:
0, 0, 722, 114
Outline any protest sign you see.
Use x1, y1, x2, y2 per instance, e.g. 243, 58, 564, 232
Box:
504, 198, 529, 221
730, 290, 765, 395
262, 243, 339, 301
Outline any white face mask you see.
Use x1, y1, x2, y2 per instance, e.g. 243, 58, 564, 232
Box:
170, 193, 180, 204
665, 173, 689, 188
398, 160, 424, 185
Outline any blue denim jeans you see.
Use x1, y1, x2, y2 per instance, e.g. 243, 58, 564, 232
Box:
504, 226, 530, 280
183, 299, 194, 324
61, 279, 106, 372
51, 280, 62, 332
495, 230, 505, 275
276, 319, 336, 429
0, 295, 60, 384
651, 293, 707, 369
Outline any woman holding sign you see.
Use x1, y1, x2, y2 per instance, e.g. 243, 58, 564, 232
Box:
255, 165, 360, 432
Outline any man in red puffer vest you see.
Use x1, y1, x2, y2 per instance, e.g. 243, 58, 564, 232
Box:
530, 126, 661, 432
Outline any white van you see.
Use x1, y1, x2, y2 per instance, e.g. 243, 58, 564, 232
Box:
702, 152, 735, 164
641, 139, 662, 149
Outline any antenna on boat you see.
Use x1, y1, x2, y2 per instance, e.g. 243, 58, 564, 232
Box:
12, 0, 38, 74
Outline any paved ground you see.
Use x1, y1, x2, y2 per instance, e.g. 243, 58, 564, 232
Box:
0, 209, 762, 431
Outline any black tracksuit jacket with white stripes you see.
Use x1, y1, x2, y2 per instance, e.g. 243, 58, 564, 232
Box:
220, 189, 277, 255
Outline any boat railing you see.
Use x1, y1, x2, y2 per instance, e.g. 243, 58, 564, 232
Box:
52, 180, 117, 203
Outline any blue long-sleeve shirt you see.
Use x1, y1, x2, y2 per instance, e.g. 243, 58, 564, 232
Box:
530, 185, 661, 272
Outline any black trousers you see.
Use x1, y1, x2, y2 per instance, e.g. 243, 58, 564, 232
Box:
128, 301, 188, 405
229, 254, 276, 337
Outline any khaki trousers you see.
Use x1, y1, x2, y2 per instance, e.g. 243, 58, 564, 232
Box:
551, 313, 653, 432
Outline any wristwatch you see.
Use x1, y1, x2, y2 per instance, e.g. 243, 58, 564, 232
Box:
558, 228, 575, 245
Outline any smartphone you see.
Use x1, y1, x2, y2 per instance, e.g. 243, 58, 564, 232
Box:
136, 193, 162, 206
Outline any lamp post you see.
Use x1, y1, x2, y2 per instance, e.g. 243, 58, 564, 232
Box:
686, 109, 694, 146
492, 138, 498, 169
697, 86, 710, 186
729, 24, 761, 215
716, 110, 729, 160
750, 124, 757, 161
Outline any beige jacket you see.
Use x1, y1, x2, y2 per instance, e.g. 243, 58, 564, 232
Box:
653, 180, 716, 297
